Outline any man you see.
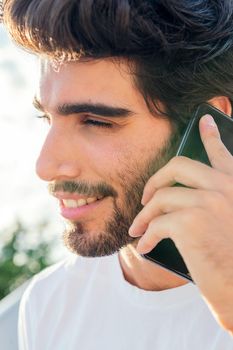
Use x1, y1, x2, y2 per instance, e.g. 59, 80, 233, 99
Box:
3, 0, 233, 348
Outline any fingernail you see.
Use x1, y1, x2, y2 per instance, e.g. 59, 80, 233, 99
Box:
202, 114, 216, 128
141, 192, 149, 205
129, 222, 143, 237
128, 223, 137, 237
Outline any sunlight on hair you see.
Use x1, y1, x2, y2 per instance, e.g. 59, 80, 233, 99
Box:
51, 49, 85, 72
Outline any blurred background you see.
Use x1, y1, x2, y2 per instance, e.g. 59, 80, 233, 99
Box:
0, 23, 69, 301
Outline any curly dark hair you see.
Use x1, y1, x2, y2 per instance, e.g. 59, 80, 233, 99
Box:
3, 0, 233, 127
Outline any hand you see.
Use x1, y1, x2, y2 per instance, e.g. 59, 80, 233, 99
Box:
129, 114, 233, 333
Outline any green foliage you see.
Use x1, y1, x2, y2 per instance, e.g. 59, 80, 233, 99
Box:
0, 219, 54, 300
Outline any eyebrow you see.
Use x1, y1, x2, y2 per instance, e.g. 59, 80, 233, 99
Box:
33, 97, 135, 118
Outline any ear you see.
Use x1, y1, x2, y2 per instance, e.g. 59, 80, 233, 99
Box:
207, 96, 232, 117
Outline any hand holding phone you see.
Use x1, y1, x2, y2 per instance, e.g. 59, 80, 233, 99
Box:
140, 103, 233, 281
129, 101, 233, 331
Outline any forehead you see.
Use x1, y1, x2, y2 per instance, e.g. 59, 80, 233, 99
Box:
38, 58, 145, 110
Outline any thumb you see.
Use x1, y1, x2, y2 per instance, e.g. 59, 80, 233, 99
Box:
199, 114, 233, 174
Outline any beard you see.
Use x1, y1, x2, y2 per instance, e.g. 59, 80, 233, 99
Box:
49, 130, 181, 257
62, 180, 143, 257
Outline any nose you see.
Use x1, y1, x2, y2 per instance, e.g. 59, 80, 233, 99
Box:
36, 126, 82, 181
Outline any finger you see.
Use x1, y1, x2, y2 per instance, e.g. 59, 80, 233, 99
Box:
136, 207, 206, 254
199, 114, 233, 174
130, 186, 205, 237
136, 212, 177, 254
142, 156, 224, 205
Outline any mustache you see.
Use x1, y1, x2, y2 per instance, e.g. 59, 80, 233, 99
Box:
48, 180, 118, 198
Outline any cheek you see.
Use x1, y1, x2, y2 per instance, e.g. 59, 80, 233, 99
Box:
82, 122, 172, 190
84, 136, 138, 188
88, 139, 132, 175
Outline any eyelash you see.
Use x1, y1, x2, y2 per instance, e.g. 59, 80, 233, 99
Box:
83, 119, 112, 128
36, 115, 112, 128
36, 115, 51, 123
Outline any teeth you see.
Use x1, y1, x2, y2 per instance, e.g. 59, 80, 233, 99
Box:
63, 197, 99, 208
77, 199, 87, 207
86, 197, 97, 204
63, 199, 79, 208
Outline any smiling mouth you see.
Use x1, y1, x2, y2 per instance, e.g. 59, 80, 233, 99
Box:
62, 196, 104, 208
59, 196, 106, 221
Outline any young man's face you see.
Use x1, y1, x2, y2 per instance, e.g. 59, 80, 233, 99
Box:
36, 59, 175, 257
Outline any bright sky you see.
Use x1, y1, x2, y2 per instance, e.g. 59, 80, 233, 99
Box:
0, 25, 67, 261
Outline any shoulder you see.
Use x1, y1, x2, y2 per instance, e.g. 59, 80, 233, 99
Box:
22, 255, 79, 298
19, 255, 76, 308
21, 253, 117, 305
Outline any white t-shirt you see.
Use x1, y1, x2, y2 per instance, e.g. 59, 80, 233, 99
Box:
18, 253, 233, 350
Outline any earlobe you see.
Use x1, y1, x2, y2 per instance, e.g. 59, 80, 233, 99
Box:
207, 96, 232, 117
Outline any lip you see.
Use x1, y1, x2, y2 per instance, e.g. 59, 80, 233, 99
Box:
59, 198, 105, 220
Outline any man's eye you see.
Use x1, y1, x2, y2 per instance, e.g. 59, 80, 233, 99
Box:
84, 119, 112, 128
36, 114, 51, 124
36, 115, 112, 129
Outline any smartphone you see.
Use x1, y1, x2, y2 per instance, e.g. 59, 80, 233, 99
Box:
143, 103, 233, 281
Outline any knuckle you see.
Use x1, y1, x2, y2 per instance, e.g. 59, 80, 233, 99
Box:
179, 208, 205, 226
223, 175, 233, 194
155, 187, 169, 199
211, 191, 225, 205
169, 156, 190, 182
208, 191, 226, 212
170, 156, 187, 167
201, 191, 225, 208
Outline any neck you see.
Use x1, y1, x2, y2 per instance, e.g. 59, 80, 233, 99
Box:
118, 243, 188, 291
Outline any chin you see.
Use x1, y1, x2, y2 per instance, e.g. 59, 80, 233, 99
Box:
62, 221, 134, 257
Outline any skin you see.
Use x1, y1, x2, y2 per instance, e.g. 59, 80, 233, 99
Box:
36, 58, 233, 333
129, 103, 233, 333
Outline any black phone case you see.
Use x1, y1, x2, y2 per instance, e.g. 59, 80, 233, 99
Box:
143, 103, 233, 281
